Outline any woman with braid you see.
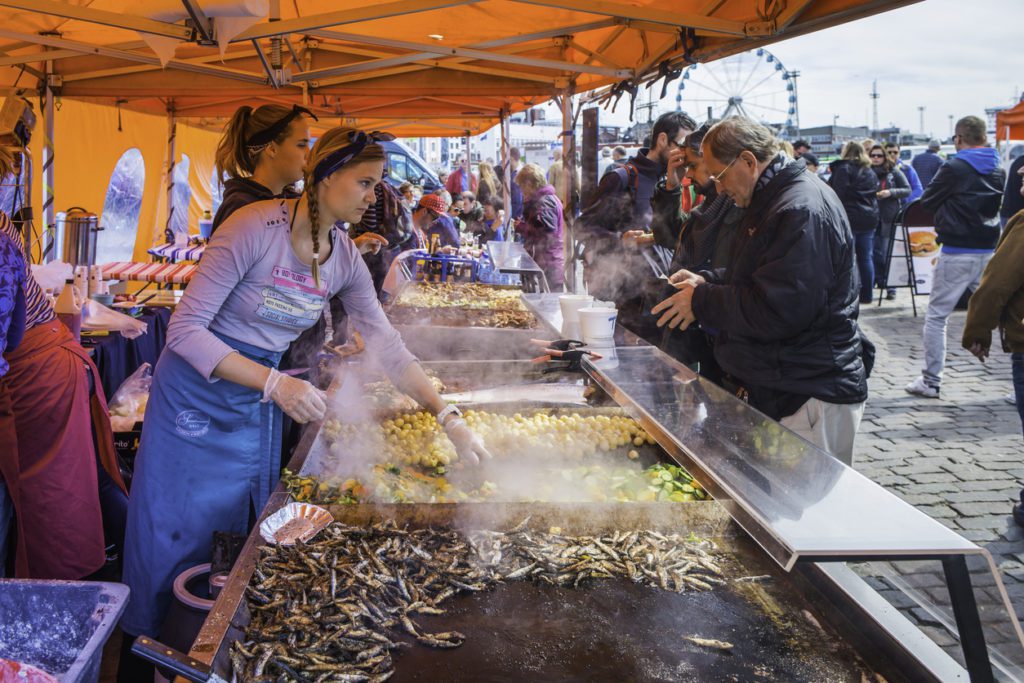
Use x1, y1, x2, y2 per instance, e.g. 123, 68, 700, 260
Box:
120, 127, 492, 660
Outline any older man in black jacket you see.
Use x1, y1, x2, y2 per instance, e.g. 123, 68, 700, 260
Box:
652, 117, 868, 464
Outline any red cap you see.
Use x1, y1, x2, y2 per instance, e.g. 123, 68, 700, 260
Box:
417, 193, 448, 215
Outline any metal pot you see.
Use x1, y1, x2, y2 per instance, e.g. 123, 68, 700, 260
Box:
61, 207, 102, 266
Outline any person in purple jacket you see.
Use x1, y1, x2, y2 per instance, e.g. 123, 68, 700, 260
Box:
515, 163, 565, 291
120, 127, 491, 661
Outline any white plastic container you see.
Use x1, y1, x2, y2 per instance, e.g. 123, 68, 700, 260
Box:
558, 294, 593, 338
578, 306, 617, 349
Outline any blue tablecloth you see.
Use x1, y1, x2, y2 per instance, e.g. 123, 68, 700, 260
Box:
81, 307, 171, 401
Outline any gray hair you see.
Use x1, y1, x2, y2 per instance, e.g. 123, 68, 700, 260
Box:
927, 138, 941, 151
703, 117, 779, 164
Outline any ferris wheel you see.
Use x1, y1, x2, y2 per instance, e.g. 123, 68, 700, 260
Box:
672, 48, 799, 136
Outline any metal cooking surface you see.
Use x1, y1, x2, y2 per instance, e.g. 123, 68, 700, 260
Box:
394, 580, 858, 682
287, 503, 883, 683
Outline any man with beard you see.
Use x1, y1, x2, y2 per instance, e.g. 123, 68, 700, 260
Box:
577, 110, 696, 343
651, 121, 744, 381
651, 117, 869, 464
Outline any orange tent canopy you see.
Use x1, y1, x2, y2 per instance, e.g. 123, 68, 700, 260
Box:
996, 99, 1024, 141
0, 0, 922, 135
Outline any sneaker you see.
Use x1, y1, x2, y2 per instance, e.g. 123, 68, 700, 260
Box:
1005, 392, 1018, 405
905, 376, 940, 398
886, 289, 896, 300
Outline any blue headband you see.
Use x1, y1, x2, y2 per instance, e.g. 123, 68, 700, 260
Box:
311, 130, 395, 184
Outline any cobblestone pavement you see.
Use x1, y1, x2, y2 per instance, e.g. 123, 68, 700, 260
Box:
850, 295, 1024, 679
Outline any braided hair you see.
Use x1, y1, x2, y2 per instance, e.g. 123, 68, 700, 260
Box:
303, 127, 385, 288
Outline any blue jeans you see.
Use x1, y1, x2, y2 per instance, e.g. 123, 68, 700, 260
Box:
853, 230, 875, 303
1013, 352, 1024, 437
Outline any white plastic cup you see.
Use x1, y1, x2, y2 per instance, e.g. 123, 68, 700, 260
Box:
578, 306, 617, 348
559, 294, 593, 322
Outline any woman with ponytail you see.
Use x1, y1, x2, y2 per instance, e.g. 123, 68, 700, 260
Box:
211, 104, 314, 232
120, 127, 491, 656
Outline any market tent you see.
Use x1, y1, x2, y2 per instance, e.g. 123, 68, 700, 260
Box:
0, 0, 921, 260
995, 99, 1024, 141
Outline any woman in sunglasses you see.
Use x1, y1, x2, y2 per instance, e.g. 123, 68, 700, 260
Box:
870, 144, 910, 299
120, 127, 491, 658
828, 141, 880, 304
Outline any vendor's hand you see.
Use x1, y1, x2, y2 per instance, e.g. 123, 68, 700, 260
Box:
668, 268, 705, 288
666, 147, 687, 190
265, 369, 327, 424
877, 189, 891, 199
622, 230, 654, 249
354, 232, 388, 255
651, 284, 697, 330
443, 417, 492, 465
966, 341, 989, 363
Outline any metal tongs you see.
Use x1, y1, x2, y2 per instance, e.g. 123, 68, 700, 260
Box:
530, 338, 602, 373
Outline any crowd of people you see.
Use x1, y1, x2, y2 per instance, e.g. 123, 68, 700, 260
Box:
1, 99, 1022, 680
572, 111, 1021, 521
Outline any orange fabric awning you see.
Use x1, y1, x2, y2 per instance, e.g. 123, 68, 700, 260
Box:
996, 100, 1024, 141
0, 0, 922, 135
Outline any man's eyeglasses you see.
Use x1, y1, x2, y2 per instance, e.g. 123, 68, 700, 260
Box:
709, 155, 740, 185
869, 153, 885, 159
886, 150, 900, 156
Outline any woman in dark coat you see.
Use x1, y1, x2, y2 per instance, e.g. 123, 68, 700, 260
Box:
829, 141, 879, 304
515, 163, 565, 292
869, 144, 910, 299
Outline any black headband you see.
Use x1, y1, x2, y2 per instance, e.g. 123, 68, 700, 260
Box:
246, 105, 318, 148
311, 130, 395, 184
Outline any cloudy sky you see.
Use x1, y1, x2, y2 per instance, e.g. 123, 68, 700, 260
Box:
591, 0, 1023, 138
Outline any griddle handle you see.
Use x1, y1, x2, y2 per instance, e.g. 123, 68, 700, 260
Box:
131, 636, 215, 682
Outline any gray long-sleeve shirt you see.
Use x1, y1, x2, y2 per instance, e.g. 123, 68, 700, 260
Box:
166, 198, 417, 382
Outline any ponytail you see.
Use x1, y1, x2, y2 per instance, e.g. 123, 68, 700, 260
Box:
215, 105, 254, 180
214, 103, 296, 181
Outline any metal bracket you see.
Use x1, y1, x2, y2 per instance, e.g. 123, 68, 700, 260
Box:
181, 0, 215, 44
45, 74, 62, 94
744, 20, 776, 36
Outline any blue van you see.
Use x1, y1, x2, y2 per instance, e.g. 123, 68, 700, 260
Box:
379, 140, 442, 193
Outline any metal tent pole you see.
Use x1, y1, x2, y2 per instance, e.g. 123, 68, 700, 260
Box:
560, 84, 575, 292
500, 108, 512, 239
164, 103, 177, 246
41, 61, 56, 262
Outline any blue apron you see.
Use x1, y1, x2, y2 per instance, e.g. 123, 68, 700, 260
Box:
121, 332, 283, 636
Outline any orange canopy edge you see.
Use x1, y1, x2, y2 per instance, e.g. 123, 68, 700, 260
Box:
996, 99, 1024, 141
0, 0, 923, 135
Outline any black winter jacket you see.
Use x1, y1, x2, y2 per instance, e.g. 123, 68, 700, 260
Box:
691, 162, 868, 417
921, 157, 1005, 249
211, 178, 300, 234
874, 165, 910, 227
828, 160, 879, 233
576, 151, 665, 309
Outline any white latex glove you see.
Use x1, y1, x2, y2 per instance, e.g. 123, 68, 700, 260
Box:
443, 417, 492, 465
263, 368, 327, 424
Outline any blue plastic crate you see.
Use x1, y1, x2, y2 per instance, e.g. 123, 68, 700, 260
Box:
0, 580, 129, 683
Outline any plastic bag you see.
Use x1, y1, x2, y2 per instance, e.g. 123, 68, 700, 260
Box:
108, 362, 152, 431
29, 260, 73, 292
81, 299, 148, 339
